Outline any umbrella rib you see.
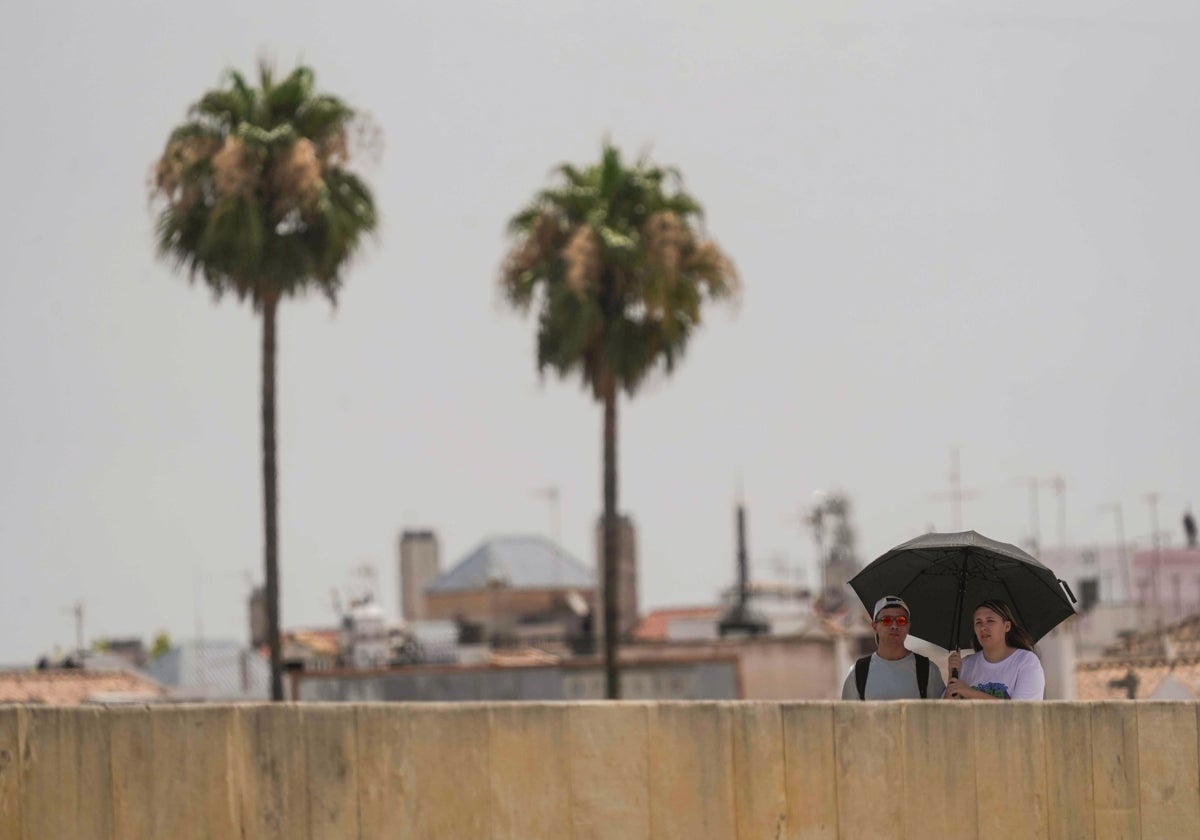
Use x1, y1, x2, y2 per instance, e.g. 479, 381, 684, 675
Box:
1029, 565, 1073, 608
999, 576, 1027, 632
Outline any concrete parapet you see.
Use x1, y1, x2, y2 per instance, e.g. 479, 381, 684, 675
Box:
0, 701, 1196, 838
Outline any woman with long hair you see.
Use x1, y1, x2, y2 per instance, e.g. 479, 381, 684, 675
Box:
946, 599, 1045, 700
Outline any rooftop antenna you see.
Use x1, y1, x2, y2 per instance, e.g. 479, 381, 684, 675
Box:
353, 563, 380, 606
1098, 502, 1131, 603
534, 485, 562, 544
719, 488, 768, 637
1045, 475, 1066, 548
930, 448, 978, 531
1012, 476, 1041, 554
807, 491, 828, 596
66, 601, 84, 659
1146, 492, 1162, 625
194, 562, 204, 645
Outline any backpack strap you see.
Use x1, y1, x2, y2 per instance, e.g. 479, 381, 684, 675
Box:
854, 655, 872, 700
915, 654, 930, 699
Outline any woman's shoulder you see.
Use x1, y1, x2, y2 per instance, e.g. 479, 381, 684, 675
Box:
1011, 647, 1042, 666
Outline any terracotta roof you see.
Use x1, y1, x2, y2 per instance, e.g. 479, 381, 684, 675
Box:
1075, 656, 1200, 700
488, 647, 561, 667
632, 607, 722, 641
287, 629, 340, 657
0, 668, 169, 705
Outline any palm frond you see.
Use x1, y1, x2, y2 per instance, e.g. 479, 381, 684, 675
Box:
168, 121, 224, 144
500, 141, 738, 400
192, 91, 247, 125
266, 66, 314, 123
199, 195, 265, 279
293, 95, 353, 141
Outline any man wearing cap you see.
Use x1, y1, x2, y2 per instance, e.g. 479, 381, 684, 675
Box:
840, 595, 946, 700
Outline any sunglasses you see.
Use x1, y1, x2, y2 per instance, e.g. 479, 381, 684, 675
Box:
876, 615, 909, 627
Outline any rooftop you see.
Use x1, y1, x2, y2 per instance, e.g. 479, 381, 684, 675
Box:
143, 639, 269, 701
632, 607, 723, 641
0, 667, 169, 705
427, 535, 593, 593
1076, 655, 1200, 700
1102, 611, 1200, 658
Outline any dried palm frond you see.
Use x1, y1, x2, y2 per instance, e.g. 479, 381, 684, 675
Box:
564, 226, 600, 296
212, 136, 259, 199
643, 211, 688, 278
153, 135, 219, 208
271, 138, 323, 218
319, 128, 349, 169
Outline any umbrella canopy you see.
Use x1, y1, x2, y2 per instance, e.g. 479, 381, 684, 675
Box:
849, 530, 1077, 651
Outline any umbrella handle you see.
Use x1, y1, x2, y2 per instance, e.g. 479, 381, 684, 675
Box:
1059, 578, 1077, 604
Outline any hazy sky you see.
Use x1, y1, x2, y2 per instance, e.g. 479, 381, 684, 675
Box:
3, 1, 1199, 663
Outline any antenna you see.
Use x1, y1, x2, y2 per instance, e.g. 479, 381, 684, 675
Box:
1012, 476, 1041, 554
1045, 475, 1066, 548
194, 563, 204, 645
71, 601, 84, 659
353, 563, 380, 605
1098, 502, 1131, 603
930, 448, 979, 531
807, 491, 828, 596
533, 485, 562, 544
1146, 492, 1162, 623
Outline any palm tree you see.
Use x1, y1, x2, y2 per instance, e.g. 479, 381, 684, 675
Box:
500, 144, 739, 698
151, 64, 377, 700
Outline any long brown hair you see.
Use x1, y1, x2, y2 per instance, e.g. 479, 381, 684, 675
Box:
970, 599, 1035, 652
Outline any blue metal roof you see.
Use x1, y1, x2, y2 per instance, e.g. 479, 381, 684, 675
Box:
142, 639, 270, 700
427, 535, 594, 592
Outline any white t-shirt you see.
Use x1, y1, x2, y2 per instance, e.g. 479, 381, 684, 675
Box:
957, 648, 1044, 700
840, 652, 947, 700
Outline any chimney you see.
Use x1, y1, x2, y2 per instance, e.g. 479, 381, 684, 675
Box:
399, 530, 441, 622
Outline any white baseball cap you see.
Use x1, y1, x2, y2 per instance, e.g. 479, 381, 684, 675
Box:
872, 595, 910, 621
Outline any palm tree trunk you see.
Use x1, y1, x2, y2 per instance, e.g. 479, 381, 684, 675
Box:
602, 380, 620, 699
261, 292, 284, 701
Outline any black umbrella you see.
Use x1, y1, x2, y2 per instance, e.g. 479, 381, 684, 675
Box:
849, 530, 1077, 655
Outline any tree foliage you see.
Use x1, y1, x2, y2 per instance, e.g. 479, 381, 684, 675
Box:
151, 63, 377, 307
500, 143, 738, 398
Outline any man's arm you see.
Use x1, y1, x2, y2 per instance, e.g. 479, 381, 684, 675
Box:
840, 668, 857, 700
926, 660, 947, 699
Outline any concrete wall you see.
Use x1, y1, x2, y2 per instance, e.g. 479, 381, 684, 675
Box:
1, 702, 1197, 839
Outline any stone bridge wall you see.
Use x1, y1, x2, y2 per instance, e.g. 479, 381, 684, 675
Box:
0, 701, 1194, 838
